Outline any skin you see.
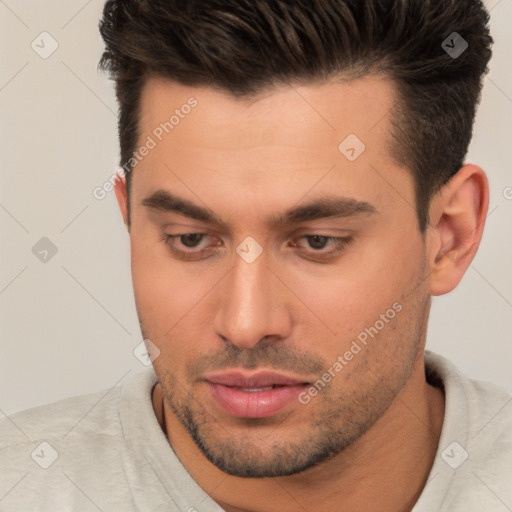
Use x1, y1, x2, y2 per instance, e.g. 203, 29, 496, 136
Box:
114, 75, 488, 512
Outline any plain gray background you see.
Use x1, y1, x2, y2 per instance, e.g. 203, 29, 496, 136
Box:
1, 0, 511, 416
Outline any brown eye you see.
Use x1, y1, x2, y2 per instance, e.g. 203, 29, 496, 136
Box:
178, 233, 205, 248
160, 232, 213, 257
305, 235, 330, 250
291, 235, 353, 256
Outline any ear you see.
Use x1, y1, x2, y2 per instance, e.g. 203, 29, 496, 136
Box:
426, 164, 489, 296
114, 175, 130, 231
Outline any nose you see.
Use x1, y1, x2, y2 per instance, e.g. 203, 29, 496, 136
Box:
213, 248, 292, 349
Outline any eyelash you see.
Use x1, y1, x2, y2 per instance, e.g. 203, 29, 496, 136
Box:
159, 232, 353, 261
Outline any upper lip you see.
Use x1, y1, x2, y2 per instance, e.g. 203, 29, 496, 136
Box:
204, 371, 309, 387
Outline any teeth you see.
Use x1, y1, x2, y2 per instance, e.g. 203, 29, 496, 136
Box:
236, 386, 274, 392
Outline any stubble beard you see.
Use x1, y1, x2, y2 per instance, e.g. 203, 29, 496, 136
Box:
157, 336, 421, 478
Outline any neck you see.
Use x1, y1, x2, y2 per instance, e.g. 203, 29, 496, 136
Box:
153, 357, 445, 512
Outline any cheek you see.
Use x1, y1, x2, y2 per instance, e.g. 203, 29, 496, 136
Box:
131, 235, 169, 321
130, 232, 189, 328
129, 231, 223, 339
285, 235, 422, 349
130, 236, 209, 377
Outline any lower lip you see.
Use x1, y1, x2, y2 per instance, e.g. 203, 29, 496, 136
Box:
206, 382, 308, 419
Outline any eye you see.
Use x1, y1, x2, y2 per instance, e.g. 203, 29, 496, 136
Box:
168, 233, 206, 248
290, 235, 353, 256
160, 233, 217, 256
160, 232, 353, 261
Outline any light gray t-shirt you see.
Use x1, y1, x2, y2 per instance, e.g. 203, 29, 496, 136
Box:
1, 350, 511, 511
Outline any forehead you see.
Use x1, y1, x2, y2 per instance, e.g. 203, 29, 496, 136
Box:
138, 74, 398, 152
132, 75, 413, 232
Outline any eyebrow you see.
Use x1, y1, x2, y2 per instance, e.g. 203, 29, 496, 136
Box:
142, 190, 378, 230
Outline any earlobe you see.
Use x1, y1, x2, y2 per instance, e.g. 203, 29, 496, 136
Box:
114, 175, 130, 231
427, 164, 489, 296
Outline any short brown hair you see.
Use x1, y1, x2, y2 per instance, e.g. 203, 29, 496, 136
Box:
98, 0, 493, 232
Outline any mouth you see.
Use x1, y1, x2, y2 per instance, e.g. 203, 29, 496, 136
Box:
204, 370, 310, 419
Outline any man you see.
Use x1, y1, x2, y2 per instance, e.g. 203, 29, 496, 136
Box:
1, 0, 510, 511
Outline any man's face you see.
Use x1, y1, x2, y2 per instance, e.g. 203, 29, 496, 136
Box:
122, 76, 432, 477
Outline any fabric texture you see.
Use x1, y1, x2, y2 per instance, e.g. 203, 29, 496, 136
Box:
1, 350, 511, 511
